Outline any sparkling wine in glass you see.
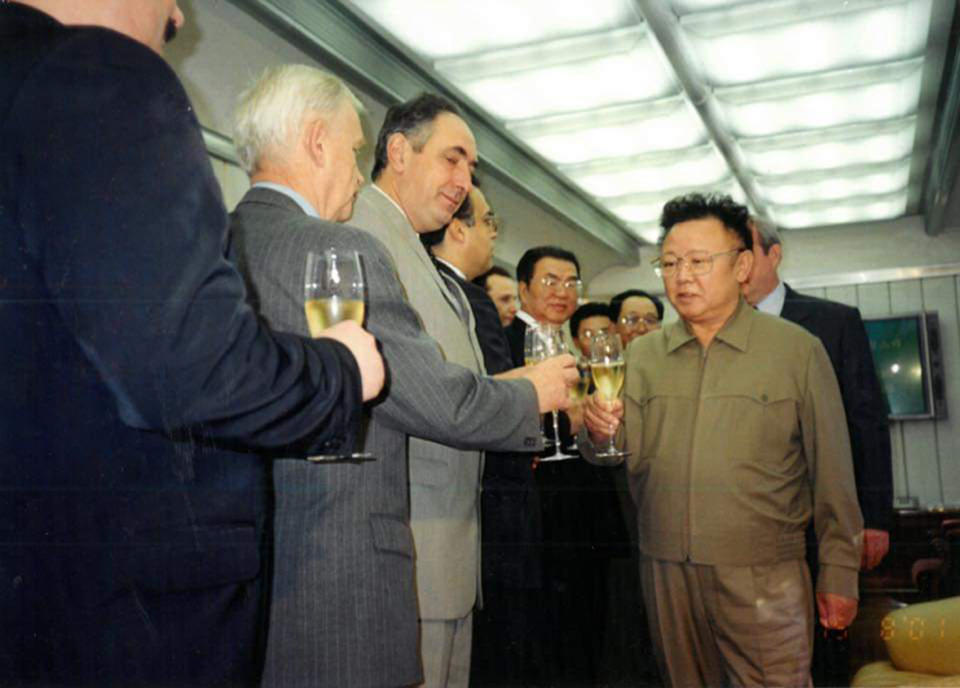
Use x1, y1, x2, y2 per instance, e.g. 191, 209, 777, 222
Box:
588, 331, 630, 460
303, 248, 374, 462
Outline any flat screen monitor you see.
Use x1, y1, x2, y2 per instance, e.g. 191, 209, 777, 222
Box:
864, 312, 945, 420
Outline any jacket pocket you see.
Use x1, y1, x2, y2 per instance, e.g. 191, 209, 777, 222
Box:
370, 514, 414, 558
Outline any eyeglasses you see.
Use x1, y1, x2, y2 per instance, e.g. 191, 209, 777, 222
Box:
539, 275, 583, 292
580, 326, 614, 341
619, 314, 660, 329
652, 248, 744, 277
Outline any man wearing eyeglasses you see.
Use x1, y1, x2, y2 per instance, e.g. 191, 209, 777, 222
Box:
582, 193, 863, 687
610, 289, 665, 346
505, 246, 626, 686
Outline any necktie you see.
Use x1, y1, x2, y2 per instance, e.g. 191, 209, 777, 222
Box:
439, 271, 469, 324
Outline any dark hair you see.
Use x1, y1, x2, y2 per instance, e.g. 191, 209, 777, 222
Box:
372, 93, 462, 181
473, 265, 511, 290
570, 302, 613, 339
420, 174, 480, 250
610, 289, 664, 322
658, 193, 752, 251
515, 246, 580, 285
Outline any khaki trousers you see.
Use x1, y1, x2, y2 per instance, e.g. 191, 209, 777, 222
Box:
639, 557, 814, 688
418, 612, 472, 688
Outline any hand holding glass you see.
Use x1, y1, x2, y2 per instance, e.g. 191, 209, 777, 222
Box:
304, 249, 374, 462
588, 331, 630, 460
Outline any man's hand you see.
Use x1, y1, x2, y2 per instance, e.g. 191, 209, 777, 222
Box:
816, 593, 858, 630
511, 354, 578, 413
583, 394, 624, 444
860, 529, 890, 571
318, 320, 385, 401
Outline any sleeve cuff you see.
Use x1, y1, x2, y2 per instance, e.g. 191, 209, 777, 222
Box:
816, 563, 860, 600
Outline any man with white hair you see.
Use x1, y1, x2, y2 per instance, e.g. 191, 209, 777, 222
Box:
1, 2, 383, 686
228, 66, 575, 688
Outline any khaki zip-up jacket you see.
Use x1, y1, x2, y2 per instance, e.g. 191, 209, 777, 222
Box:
586, 299, 863, 598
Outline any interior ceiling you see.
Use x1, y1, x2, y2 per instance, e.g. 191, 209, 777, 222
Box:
337, 0, 957, 244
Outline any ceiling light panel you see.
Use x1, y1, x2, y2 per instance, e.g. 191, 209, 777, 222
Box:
347, 0, 639, 58
507, 98, 707, 165
604, 178, 746, 223
740, 118, 917, 176
452, 43, 676, 121
681, 0, 933, 86
716, 60, 924, 138
756, 159, 912, 205
563, 146, 729, 198
772, 191, 908, 228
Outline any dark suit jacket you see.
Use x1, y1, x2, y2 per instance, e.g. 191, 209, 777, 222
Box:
781, 284, 893, 530
0, 7, 361, 686
435, 260, 543, 589
231, 189, 543, 685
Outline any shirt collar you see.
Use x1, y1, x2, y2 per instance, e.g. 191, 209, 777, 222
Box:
516, 310, 538, 327
665, 298, 754, 354
755, 280, 786, 316
434, 257, 467, 281
371, 182, 409, 221
252, 182, 319, 218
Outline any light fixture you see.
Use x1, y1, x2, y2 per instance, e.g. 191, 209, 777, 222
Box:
444, 31, 677, 121
740, 117, 917, 176
715, 58, 923, 138
602, 178, 747, 223
756, 158, 911, 205
681, 0, 933, 86
507, 97, 706, 165
346, 0, 639, 58
562, 145, 729, 197
771, 190, 908, 228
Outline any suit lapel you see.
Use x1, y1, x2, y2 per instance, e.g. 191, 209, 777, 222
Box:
781, 283, 814, 325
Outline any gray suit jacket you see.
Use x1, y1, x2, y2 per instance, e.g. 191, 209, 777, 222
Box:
230, 187, 540, 684
350, 184, 542, 620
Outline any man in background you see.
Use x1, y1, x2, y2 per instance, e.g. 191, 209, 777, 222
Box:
742, 215, 893, 685
1, 3, 382, 686
349, 93, 576, 686
611, 289, 664, 346
570, 302, 615, 358
475, 265, 519, 327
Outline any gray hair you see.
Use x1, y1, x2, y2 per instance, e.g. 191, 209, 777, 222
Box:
233, 64, 364, 175
751, 216, 782, 255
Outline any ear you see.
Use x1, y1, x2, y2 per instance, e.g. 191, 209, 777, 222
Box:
735, 249, 754, 284
517, 280, 530, 306
304, 116, 327, 168
386, 132, 408, 173
769, 243, 783, 270
448, 219, 468, 246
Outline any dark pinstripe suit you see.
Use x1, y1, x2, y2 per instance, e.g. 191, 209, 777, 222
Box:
230, 187, 540, 687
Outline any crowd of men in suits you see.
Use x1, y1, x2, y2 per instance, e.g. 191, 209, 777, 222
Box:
1, 2, 894, 687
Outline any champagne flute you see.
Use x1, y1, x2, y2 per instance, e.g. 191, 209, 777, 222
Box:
588, 331, 630, 460
304, 248, 375, 462
524, 324, 555, 449
532, 324, 578, 462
